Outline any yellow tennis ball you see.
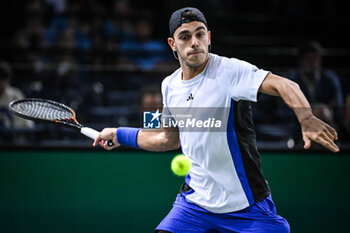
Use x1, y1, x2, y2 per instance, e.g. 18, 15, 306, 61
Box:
171, 154, 192, 176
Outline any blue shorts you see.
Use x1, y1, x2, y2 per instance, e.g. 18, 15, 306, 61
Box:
155, 194, 290, 233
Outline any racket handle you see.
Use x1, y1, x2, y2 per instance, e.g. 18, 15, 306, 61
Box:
81, 127, 114, 147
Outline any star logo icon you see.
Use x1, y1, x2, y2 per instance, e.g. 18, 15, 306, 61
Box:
143, 109, 162, 129
150, 109, 161, 122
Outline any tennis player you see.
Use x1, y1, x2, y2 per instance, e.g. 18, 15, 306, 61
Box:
93, 7, 339, 233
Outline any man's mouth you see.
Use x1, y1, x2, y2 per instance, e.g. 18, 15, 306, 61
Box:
188, 51, 202, 56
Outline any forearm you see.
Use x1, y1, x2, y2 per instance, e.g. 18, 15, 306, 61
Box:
93, 127, 180, 151
260, 74, 312, 123
259, 73, 339, 152
278, 79, 312, 123
137, 129, 180, 152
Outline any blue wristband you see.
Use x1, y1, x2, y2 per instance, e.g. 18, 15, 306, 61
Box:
116, 127, 141, 149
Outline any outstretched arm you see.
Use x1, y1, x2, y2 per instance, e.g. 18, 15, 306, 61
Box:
93, 126, 180, 152
259, 73, 339, 152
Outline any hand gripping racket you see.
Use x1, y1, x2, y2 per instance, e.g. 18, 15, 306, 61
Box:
9, 98, 114, 147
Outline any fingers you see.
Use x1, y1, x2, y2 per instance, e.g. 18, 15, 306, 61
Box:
99, 140, 111, 150
325, 124, 338, 140
93, 134, 102, 147
303, 134, 311, 150
313, 135, 339, 153
93, 128, 113, 149
93, 128, 119, 150
95, 137, 113, 150
98, 140, 105, 147
303, 130, 339, 152
320, 124, 339, 152
324, 129, 335, 141
301, 116, 339, 152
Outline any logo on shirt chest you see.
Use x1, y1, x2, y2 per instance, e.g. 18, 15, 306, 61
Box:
186, 93, 194, 101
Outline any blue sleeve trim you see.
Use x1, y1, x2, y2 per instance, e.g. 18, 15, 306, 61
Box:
116, 127, 141, 149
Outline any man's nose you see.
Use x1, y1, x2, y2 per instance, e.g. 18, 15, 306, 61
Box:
191, 37, 199, 48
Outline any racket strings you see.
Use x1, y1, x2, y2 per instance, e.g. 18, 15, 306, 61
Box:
12, 101, 73, 121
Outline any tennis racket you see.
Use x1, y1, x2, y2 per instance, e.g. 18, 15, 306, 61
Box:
9, 98, 114, 147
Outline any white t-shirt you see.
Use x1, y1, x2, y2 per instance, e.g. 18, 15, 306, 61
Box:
161, 53, 270, 213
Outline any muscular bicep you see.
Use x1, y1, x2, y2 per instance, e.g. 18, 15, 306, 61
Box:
258, 73, 292, 96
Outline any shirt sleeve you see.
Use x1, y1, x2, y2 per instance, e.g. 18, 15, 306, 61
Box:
161, 78, 168, 108
160, 77, 174, 126
223, 58, 269, 102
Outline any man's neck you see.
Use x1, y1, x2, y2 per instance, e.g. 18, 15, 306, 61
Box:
180, 55, 209, 81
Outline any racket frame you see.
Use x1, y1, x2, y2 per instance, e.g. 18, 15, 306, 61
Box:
9, 98, 83, 130
9, 98, 114, 147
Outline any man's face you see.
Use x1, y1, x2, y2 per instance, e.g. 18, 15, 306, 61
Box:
168, 21, 211, 68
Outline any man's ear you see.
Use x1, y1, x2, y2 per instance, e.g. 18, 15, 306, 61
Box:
167, 37, 176, 51
208, 31, 211, 47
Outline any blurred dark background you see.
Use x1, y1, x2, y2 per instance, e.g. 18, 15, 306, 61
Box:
0, 0, 349, 150
1, 2, 350, 233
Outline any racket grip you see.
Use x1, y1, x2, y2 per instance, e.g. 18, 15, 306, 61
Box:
81, 127, 114, 147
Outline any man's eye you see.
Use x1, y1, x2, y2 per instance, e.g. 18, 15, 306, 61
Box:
181, 36, 189, 40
